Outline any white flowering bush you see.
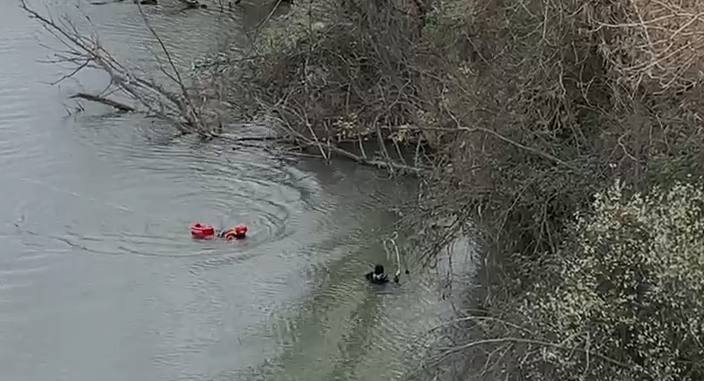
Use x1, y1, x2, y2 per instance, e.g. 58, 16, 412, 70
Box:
521, 180, 704, 380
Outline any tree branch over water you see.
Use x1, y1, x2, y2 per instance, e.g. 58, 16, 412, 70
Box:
69, 92, 135, 112
20, 0, 213, 137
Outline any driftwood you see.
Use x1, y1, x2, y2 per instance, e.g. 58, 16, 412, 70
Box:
283, 132, 427, 176
219, 132, 426, 175
177, 0, 206, 8
90, 0, 127, 5
69, 92, 135, 112
299, 141, 425, 176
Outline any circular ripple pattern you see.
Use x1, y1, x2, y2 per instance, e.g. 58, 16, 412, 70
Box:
57, 117, 323, 258
0, 2, 320, 259
0, 3, 324, 259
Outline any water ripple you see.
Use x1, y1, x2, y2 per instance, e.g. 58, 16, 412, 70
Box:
0, 2, 452, 380
24, 116, 323, 259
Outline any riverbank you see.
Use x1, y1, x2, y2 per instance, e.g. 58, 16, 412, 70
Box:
230, 0, 704, 380
22, 0, 704, 379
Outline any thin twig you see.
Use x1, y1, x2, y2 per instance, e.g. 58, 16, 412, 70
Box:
432, 337, 636, 372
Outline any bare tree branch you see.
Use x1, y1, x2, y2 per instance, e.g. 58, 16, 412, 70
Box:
20, 0, 211, 136
69, 92, 135, 112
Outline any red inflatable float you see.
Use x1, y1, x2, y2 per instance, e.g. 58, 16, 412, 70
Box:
191, 223, 216, 239
190, 223, 248, 240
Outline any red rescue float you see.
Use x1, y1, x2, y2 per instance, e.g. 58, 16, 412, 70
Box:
191, 223, 215, 239
190, 223, 248, 241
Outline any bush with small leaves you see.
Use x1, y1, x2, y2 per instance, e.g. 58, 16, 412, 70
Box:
521, 180, 704, 380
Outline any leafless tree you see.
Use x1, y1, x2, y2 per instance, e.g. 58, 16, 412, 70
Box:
20, 0, 217, 137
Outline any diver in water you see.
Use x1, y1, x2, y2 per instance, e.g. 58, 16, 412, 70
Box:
365, 264, 390, 284
217, 225, 248, 240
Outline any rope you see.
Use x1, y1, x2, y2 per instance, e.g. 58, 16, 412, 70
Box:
383, 231, 402, 282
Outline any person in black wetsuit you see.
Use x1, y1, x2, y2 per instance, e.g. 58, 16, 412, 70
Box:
365, 264, 389, 284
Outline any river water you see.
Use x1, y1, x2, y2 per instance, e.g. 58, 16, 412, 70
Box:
0, 1, 473, 380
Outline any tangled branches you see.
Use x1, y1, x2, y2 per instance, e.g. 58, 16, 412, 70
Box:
21, 0, 220, 137
240, 0, 433, 173
404, 0, 704, 379
586, 0, 704, 94
411, 0, 704, 276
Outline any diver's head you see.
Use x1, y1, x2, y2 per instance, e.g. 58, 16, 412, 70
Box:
374, 264, 384, 275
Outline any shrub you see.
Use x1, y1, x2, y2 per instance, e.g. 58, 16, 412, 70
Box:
583, 0, 704, 94
243, 0, 427, 144
522, 180, 704, 380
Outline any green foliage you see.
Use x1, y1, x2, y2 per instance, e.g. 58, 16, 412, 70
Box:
522, 180, 704, 380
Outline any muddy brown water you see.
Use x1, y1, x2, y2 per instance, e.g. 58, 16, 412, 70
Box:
0, 1, 475, 380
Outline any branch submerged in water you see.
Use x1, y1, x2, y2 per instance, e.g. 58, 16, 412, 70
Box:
20, 0, 219, 137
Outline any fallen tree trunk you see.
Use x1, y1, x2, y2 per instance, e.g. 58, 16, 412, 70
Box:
300, 142, 426, 176
221, 132, 427, 176
177, 0, 205, 8
286, 136, 427, 176
69, 92, 135, 112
